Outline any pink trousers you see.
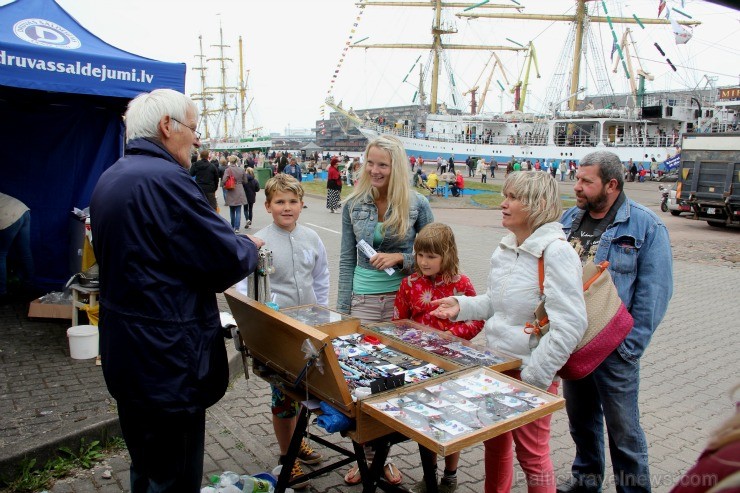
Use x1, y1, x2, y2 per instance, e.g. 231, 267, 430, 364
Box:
484, 377, 559, 493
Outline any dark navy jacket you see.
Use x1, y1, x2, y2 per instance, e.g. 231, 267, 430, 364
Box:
90, 138, 258, 412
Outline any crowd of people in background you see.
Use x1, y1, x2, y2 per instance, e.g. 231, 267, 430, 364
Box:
189, 150, 673, 209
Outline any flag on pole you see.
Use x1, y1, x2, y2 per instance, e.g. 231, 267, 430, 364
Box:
663, 154, 680, 171
669, 16, 692, 44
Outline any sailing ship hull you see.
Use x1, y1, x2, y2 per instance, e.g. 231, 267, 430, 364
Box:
208, 140, 273, 152
358, 127, 674, 165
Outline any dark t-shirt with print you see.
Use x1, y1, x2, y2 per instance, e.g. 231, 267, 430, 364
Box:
569, 213, 602, 263
568, 192, 626, 263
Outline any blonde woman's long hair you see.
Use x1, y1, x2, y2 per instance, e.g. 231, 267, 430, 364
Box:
345, 135, 412, 238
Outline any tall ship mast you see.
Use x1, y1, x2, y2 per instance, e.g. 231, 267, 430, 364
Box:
191, 36, 211, 140
190, 24, 271, 152
324, 0, 738, 165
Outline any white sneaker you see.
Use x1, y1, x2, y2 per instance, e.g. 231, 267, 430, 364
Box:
246, 220, 252, 228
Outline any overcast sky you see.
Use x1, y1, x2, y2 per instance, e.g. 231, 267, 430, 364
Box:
11, 0, 739, 135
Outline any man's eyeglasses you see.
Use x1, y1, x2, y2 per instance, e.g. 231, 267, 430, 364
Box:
171, 117, 201, 140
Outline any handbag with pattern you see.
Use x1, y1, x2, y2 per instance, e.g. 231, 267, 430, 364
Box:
525, 258, 634, 380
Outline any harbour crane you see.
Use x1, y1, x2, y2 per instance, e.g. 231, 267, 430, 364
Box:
510, 41, 539, 112
463, 51, 509, 114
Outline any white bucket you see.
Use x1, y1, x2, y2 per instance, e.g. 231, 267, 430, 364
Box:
67, 325, 99, 359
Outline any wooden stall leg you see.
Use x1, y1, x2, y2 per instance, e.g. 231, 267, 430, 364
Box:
370, 437, 413, 493
352, 442, 375, 493
419, 444, 439, 493
354, 438, 395, 493
275, 405, 310, 493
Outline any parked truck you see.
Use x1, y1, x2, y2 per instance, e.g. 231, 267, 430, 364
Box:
677, 133, 740, 227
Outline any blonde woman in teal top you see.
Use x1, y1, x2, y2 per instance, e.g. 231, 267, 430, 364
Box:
337, 135, 433, 486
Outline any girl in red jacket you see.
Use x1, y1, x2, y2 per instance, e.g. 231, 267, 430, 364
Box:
393, 222, 484, 493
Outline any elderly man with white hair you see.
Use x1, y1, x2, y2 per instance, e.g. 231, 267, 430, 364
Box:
90, 89, 264, 493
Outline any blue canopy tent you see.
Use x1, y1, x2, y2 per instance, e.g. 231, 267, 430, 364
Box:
0, 0, 185, 292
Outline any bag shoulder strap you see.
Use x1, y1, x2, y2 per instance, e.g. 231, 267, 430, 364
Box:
542, 256, 612, 294
583, 260, 611, 291
537, 256, 545, 296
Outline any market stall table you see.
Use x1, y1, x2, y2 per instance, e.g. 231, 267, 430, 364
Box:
225, 290, 563, 493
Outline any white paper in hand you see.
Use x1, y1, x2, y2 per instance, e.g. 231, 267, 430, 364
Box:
357, 239, 395, 275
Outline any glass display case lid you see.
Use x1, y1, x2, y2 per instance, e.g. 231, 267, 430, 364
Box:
365, 320, 521, 371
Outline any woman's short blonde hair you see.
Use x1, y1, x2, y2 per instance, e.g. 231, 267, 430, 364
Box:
502, 171, 562, 231
227, 155, 238, 164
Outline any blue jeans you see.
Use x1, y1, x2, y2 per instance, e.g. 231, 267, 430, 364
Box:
229, 206, 242, 230
0, 210, 34, 295
563, 350, 650, 493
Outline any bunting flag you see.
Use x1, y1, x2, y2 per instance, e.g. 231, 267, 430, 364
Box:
322, 0, 368, 115
668, 12, 692, 44
658, 0, 667, 17
672, 7, 691, 18
610, 40, 618, 60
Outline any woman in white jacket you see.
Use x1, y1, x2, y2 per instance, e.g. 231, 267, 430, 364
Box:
431, 171, 587, 493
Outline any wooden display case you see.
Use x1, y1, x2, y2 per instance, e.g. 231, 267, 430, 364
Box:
226, 290, 566, 492
365, 319, 521, 372
361, 366, 564, 457
224, 289, 464, 442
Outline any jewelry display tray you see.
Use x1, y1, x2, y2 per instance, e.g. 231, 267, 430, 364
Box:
360, 366, 563, 456
365, 319, 521, 372
224, 290, 563, 448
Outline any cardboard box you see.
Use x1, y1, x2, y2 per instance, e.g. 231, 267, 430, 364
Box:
28, 298, 73, 319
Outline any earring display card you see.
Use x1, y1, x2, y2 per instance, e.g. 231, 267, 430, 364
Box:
366, 320, 521, 371
361, 367, 564, 456
332, 333, 446, 393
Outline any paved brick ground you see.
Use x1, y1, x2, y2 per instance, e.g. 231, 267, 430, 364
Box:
1, 190, 738, 492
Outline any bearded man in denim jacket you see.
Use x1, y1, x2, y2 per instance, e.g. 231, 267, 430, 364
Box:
558, 151, 673, 493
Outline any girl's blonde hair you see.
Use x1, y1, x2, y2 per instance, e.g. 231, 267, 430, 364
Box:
245, 167, 255, 177
413, 223, 459, 283
345, 135, 412, 237
502, 171, 562, 232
